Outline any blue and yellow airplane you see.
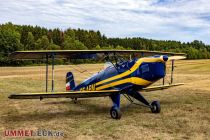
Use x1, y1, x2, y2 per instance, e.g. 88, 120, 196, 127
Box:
9, 50, 186, 119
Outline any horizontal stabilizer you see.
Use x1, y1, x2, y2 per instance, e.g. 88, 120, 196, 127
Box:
141, 83, 184, 92
8, 90, 120, 99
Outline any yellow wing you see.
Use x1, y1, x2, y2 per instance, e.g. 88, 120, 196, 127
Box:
168, 56, 186, 60
10, 50, 186, 60
8, 90, 120, 99
141, 83, 184, 92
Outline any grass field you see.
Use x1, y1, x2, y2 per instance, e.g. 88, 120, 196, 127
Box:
0, 60, 210, 139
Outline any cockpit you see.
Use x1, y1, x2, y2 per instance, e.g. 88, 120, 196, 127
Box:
104, 62, 114, 70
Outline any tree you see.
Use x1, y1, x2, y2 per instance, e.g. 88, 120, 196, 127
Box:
95, 45, 101, 50
74, 40, 87, 50
25, 32, 35, 50
65, 29, 75, 40
47, 43, 60, 50
115, 45, 124, 50
63, 36, 75, 50
0, 23, 23, 65
52, 28, 64, 46
0, 23, 23, 53
1, 22, 210, 66
63, 35, 87, 50
35, 35, 50, 50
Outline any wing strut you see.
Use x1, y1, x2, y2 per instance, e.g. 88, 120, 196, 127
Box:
46, 54, 48, 93
163, 63, 166, 85
171, 60, 174, 84
163, 77, 165, 85
52, 53, 55, 92
45, 53, 55, 93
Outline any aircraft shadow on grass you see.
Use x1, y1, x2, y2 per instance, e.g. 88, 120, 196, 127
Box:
3, 99, 154, 123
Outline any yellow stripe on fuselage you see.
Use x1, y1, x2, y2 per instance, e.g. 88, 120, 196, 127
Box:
95, 57, 164, 87
96, 77, 152, 90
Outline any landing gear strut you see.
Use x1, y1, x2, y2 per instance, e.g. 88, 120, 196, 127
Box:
127, 91, 161, 114
110, 93, 122, 119
109, 91, 161, 119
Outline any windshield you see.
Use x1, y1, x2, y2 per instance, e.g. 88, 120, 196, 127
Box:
104, 62, 114, 69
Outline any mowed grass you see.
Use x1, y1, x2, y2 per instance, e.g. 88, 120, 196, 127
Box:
0, 60, 210, 139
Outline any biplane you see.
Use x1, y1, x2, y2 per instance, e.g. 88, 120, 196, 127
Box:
8, 50, 186, 119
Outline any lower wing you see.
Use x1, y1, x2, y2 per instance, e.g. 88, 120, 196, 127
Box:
8, 90, 120, 99
8, 83, 184, 99
141, 83, 184, 92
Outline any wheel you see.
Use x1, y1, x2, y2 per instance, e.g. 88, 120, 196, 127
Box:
110, 106, 122, 119
71, 98, 77, 104
150, 101, 161, 113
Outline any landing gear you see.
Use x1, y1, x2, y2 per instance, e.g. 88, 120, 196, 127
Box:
110, 106, 122, 119
127, 91, 161, 114
150, 101, 161, 113
71, 98, 77, 104
109, 92, 161, 119
110, 93, 121, 119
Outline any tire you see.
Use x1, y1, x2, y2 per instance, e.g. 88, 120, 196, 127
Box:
110, 106, 122, 119
71, 98, 77, 104
150, 101, 161, 113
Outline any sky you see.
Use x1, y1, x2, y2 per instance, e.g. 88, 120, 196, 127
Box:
0, 0, 210, 44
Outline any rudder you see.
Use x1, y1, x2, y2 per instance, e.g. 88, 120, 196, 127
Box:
66, 72, 75, 91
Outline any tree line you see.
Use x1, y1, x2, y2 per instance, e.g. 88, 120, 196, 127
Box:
0, 22, 210, 65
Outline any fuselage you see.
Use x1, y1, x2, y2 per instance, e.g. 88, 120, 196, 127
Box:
73, 56, 167, 91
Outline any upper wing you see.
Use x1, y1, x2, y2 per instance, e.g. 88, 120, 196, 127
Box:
141, 83, 184, 92
8, 90, 120, 99
9, 50, 186, 60
168, 56, 186, 61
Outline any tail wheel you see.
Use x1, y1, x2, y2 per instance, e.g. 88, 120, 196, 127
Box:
150, 101, 161, 113
71, 98, 77, 104
110, 107, 122, 119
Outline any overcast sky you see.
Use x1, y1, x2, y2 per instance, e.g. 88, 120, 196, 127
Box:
0, 0, 210, 44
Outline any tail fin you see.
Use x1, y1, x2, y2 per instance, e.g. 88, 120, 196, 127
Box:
66, 72, 75, 91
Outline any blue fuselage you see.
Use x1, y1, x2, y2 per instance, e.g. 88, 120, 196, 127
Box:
73, 56, 166, 91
